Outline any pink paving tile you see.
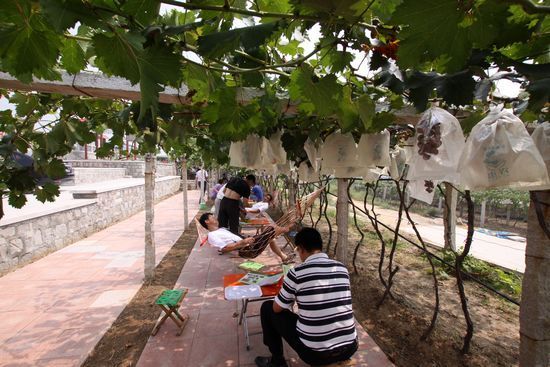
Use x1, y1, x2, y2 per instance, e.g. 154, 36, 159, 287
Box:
35, 327, 105, 360
186, 334, 239, 367
34, 357, 81, 367
194, 309, 239, 339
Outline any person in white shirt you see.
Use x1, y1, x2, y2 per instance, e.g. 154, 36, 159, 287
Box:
243, 193, 273, 219
195, 168, 208, 203
214, 182, 227, 217
198, 212, 293, 263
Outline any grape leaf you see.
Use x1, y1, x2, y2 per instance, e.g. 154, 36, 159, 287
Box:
436, 71, 475, 107
356, 94, 375, 130
35, 182, 60, 203
61, 38, 87, 74
391, 0, 471, 72
8, 191, 27, 209
40, 0, 105, 31
0, 12, 62, 83
121, 0, 161, 25
288, 64, 342, 117
336, 86, 359, 132
197, 22, 279, 58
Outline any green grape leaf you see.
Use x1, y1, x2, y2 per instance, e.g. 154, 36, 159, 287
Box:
40, 0, 104, 31
356, 94, 375, 130
8, 191, 27, 209
460, 110, 485, 136
370, 111, 394, 133
391, 0, 471, 72
336, 86, 359, 132
121, 0, 161, 25
35, 182, 60, 203
288, 65, 342, 117
197, 22, 279, 58
322, 50, 353, 73
436, 70, 476, 107
0, 13, 62, 83
61, 38, 87, 74
404, 71, 439, 111
93, 30, 143, 83
526, 78, 550, 112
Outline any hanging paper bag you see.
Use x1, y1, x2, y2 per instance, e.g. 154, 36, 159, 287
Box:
304, 138, 322, 172
407, 180, 438, 204
320, 133, 358, 168
357, 130, 391, 168
532, 122, 550, 173
407, 107, 465, 184
458, 109, 550, 190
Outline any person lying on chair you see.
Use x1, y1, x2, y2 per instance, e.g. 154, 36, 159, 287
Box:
198, 212, 294, 263
242, 193, 273, 219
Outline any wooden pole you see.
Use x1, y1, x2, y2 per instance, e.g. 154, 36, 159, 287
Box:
480, 200, 487, 227
520, 190, 550, 367
182, 156, 189, 230
144, 153, 156, 281
443, 182, 457, 251
336, 178, 349, 264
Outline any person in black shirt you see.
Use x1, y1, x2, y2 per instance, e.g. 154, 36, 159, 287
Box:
218, 177, 251, 234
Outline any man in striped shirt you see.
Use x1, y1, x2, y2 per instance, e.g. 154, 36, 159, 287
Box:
255, 227, 358, 367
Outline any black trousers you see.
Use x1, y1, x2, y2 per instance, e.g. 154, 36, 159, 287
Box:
260, 300, 358, 366
217, 197, 240, 234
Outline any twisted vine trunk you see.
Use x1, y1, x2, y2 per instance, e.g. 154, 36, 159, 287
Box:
456, 190, 475, 354
335, 178, 349, 265
378, 180, 406, 308
347, 179, 365, 273
144, 153, 156, 281
403, 199, 440, 340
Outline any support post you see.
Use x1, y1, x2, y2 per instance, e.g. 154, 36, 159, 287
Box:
144, 153, 156, 281
443, 183, 457, 251
520, 190, 550, 367
480, 200, 487, 227
336, 178, 349, 264
181, 156, 189, 230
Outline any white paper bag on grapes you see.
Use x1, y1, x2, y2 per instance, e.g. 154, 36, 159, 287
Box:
229, 135, 262, 168
363, 167, 386, 183
298, 163, 317, 182
357, 130, 391, 168
407, 180, 439, 204
407, 107, 465, 184
458, 109, 549, 190
265, 130, 287, 165
389, 146, 406, 180
532, 122, 550, 173
333, 166, 367, 178
320, 133, 358, 168
304, 138, 322, 172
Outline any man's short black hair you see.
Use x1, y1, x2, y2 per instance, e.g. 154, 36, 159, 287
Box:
199, 212, 213, 229
245, 174, 256, 184
294, 227, 323, 252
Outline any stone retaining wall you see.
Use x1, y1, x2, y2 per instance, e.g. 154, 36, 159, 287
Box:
73, 167, 127, 184
66, 160, 176, 177
0, 177, 181, 275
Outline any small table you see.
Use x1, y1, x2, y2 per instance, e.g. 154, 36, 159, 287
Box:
224, 273, 283, 350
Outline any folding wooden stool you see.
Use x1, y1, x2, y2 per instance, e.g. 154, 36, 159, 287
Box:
152, 289, 189, 336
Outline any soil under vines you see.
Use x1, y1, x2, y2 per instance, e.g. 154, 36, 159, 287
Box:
317, 221, 520, 367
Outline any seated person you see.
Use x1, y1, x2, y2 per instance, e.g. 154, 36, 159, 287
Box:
255, 228, 358, 367
242, 193, 273, 219
199, 212, 294, 263
246, 174, 264, 201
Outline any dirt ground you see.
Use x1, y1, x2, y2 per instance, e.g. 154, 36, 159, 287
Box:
316, 220, 521, 367
82, 214, 200, 367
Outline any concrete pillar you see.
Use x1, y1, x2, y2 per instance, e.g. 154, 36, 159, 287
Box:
443, 183, 457, 251
382, 186, 388, 201
144, 153, 156, 281
181, 157, 188, 230
438, 197, 443, 211
336, 178, 349, 264
520, 190, 550, 367
506, 205, 511, 226
480, 200, 487, 227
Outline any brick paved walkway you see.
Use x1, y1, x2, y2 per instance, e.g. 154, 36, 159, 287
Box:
0, 191, 199, 367
137, 230, 394, 367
